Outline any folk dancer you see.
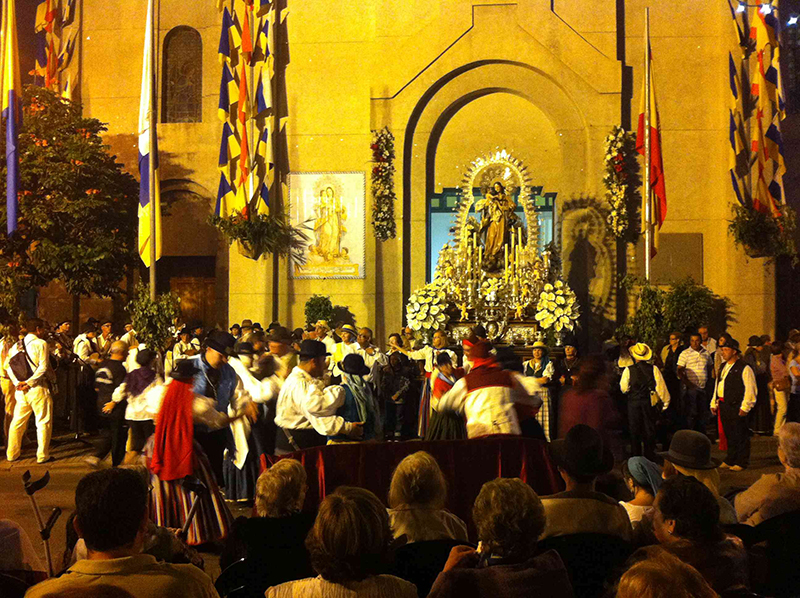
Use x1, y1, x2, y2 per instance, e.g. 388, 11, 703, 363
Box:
268, 327, 298, 381
87, 341, 129, 467
356, 327, 387, 387
425, 351, 466, 441
523, 341, 555, 441
328, 354, 382, 443
331, 324, 359, 380
95, 319, 116, 360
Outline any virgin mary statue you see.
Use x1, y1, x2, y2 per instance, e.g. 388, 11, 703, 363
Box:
476, 182, 516, 268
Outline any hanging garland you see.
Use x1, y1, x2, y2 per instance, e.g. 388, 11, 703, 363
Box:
370, 127, 397, 241
603, 125, 641, 241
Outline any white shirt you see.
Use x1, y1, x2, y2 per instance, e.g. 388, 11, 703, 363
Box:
73, 334, 98, 365
112, 375, 163, 421
7, 334, 54, 390
357, 345, 388, 384
317, 335, 338, 370
712, 359, 757, 413
703, 337, 718, 354
438, 371, 541, 438
677, 347, 712, 388
406, 346, 457, 373
620, 362, 671, 409
275, 366, 349, 436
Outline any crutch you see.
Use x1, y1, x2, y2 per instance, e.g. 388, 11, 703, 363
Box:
22, 470, 62, 578
177, 476, 208, 542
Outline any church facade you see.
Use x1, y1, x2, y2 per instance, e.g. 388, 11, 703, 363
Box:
67, 0, 774, 342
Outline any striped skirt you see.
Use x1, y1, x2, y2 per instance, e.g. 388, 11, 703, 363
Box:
535, 388, 552, 442
147, 440, 234, 546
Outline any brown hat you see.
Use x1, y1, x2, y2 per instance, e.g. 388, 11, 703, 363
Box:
268, 326, 292, 344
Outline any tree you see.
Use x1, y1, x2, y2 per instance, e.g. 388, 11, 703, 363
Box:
0, 86, 139, 317
127, 283, 181, 352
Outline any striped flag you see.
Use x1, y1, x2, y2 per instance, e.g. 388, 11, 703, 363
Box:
729, 53, 747, 206
217, 63, 235, 121
215, 173, 235, 217
137, 0, 161, 267
636, 46, 667, 258
218, 121, 241, 171
2, 0, 22, 236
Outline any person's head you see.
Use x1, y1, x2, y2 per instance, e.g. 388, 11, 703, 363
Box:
432, 329, 448, 349
268, 327, 292, 356
472, 324, 488, 341
652, 475, 722, 545
616, 549, 718, 598
25, 318, 46, 339
573, 354, 607, 392
771, 341, 785, 356
718, 333, 731, 349
532, 343, 546, 361
179, 327, 192, 343
388, 451, 448, 510
204, 330, 236, 369
403, 326, 415, 340
668, 332, 681, 348
230, 323, 241, 336
306, 487, 391, 583
314, 320, 330, 339
340, 324, 357, 344
255, 459, 308, 518
622, 457, 662, 499
689, 332, 702, 351
205, 346, 227, 369
778, 422, 800, 471
436, 351, 454, 377
564, 344, 577, 359
357, 327, 373, 349
298, 340, 328, 378
57, 320, 71, 334
74, 468, 149, 554
720, 338, 740, 363
698, 326, 709, 341
388, 333, 403, 349
100, 320, 113, 336
473, 478, 545, 561
109, 341, 128, 361
550, 424, 614, 487
389, 351, 407, 371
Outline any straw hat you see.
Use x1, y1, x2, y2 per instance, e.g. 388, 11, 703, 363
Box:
629, 342, 653, 362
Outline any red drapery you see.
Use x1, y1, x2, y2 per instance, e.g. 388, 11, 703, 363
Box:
266, 436, 564, 528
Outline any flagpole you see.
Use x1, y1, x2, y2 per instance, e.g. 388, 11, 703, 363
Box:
148, 0, 157, 301
248, 4, 256, 215
644, 7, 652, 282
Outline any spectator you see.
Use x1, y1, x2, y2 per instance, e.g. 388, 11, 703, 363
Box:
427, 478, 574, 598
620, 343, 670, 460
25, 469, 218, 598
620, 457, 662, 527
658, 332, 684, 447
220, 459, 315, 581
698, 326, 717, 355
734, 422, 800, 525
387, 451, 468, 543
541, 424, 632, 541
267, 487, 416, 598
636, 475, 749, 596
386, 332, 404, 354
770, 341, 791, 435
657, 430, 737, 524
379, 351, 414, 440
676, 332, 712, 434
557, 340, 581, 388
744, 335, 772, 435
788, 341, 800, 423
615, 549, 718, 598
558, 355, 614, 443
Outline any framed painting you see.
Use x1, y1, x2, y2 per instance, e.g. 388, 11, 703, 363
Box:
289, 172, 366, 279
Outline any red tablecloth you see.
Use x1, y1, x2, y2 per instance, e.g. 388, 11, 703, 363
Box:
266, 436, 564, 529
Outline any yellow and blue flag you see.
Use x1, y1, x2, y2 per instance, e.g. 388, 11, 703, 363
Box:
218, 7, 234, 64
215, 173, 235, 217
218, 121, 240, 171
2, 0, 22, 235
138, 0, 162, 267
218, 63, 236, 121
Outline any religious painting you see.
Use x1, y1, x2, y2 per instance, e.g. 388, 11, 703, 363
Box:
289, 172, 366, 279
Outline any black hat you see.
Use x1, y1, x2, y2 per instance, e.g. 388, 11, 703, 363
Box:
298, 339, 329, 359
726, 337, 741, 353
205, 329, 236, 356
550, 424, 614, 478
657, 430, 721, 470
136, 348, 155, 367
268, 326, 292, 344
81, 322, 95, 334
171, 358, 199, 381
253, 322, 263, 331
236, 342, 255, 356
747, 335, 762, 348
339, 354, 370, 376
230, 323, 241, 330
179, 326, 193, 336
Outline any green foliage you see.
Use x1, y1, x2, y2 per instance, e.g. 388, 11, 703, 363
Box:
210, 211, 308, 262
728, 204, 798, 263
0, 86, 139, 309
304, 294, 334, 327
619, 276, 735, 348
126, 284, 181, 352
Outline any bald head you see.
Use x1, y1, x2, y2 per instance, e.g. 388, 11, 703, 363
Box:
109, 341, 128, 361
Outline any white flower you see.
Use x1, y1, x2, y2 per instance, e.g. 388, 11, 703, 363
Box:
555, 281, 563, 289
544, 283, 554, 292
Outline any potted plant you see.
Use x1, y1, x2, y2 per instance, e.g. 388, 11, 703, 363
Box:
728, 204, 798, 262
210, 212, 308, 262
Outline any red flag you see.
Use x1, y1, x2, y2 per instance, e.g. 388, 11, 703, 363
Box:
241, 5, 254, 65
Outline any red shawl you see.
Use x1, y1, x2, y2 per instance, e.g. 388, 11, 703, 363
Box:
150, 380, 195, 482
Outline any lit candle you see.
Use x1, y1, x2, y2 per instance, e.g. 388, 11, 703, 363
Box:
518, 227, 522, 249
504, 245, 509, 280
478, 245, 483, 268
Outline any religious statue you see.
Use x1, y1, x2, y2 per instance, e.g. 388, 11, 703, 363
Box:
311, 186, 349, 261
475, 181, 517, 271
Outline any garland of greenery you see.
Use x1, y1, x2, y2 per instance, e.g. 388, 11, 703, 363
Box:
210, 212, 308, 262
603, 126, 641, 241
728, 204, 798, 264
370, 127, 397, 241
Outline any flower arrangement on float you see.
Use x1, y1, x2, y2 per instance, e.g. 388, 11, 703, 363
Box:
535, 280, 580, 332
370, 127, 397, 242
405, 278, 450, 339
603, 125, 641, 241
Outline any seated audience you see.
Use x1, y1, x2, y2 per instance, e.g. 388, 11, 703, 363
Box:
267, 486, 416, 598
541, 424, 632, 540
387, 451, 468, 543
657, 430, 737, 525
220, 458, 316, 581
26, 469, 218, 598
0, 516, 46, 590
427, 477, 574, 598
735, 421, 800, 525
615, 549, 718, 598
634, 475, 749, 596
620, 457, 662, 527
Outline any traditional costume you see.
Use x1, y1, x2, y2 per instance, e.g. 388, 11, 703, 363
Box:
425, 366, 466, 441
328, 354, 382, 442
405, 344, 457, 438
523, 342, 555, 441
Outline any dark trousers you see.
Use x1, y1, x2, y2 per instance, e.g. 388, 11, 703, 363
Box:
93, 406, 127, 466
274, 427, 327, 455
719, 400, 751, 467
789, 393, 800, 423
195, 427, 230, 485
628, 399, 657, 460
685, 386, 710, 434
383, 400, 404, 439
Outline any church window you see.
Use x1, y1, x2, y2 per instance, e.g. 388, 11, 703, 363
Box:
162, 27, 202, 123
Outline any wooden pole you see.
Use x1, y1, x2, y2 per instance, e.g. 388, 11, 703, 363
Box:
148, 0, 158, 300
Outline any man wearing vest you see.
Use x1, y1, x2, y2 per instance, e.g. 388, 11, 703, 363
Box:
711, 337, 757, 471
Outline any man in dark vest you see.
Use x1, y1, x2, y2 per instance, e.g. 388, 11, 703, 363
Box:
711, 337, 757, 471
620, 343, 670, 460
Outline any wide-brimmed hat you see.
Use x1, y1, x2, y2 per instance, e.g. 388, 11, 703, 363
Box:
268, 326, 292, 344
747, 335, 762, 348
532, 341, 549, 353
241, 319, 253, 328
171, 358, 199, 381
136, 349, 155, 367
629, 343, 653, 362
230, 323, 241, 330
205, 329, 236, 356
339, 353, 370, 376
726, 337, 741, 353
236, 342, 255, 356
340, 324, 357, 336
550, 424, 614, 478
314, 320, 330, 330
298, 339, 329, 359
657, 429, 721, 470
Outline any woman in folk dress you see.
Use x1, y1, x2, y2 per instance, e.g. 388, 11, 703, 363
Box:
523, 341, 555, 441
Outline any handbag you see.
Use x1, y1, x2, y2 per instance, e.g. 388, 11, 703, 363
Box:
774, 376, 791, 392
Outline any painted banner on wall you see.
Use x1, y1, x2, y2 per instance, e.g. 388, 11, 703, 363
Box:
289, 172, 366, 279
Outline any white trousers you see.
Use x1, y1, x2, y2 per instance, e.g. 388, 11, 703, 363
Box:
774, 388, 789, 435
6, 386, 52, 462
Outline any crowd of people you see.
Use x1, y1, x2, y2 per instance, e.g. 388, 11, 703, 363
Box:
1, 315, 799, 597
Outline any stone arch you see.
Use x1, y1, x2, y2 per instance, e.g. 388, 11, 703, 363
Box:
161, 26, 203, 123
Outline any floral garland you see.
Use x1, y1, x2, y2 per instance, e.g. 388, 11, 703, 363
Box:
370, 127, 397, 241
535, 281, 580, 332
406, 278, 450, 335
603, 125, 641, 240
